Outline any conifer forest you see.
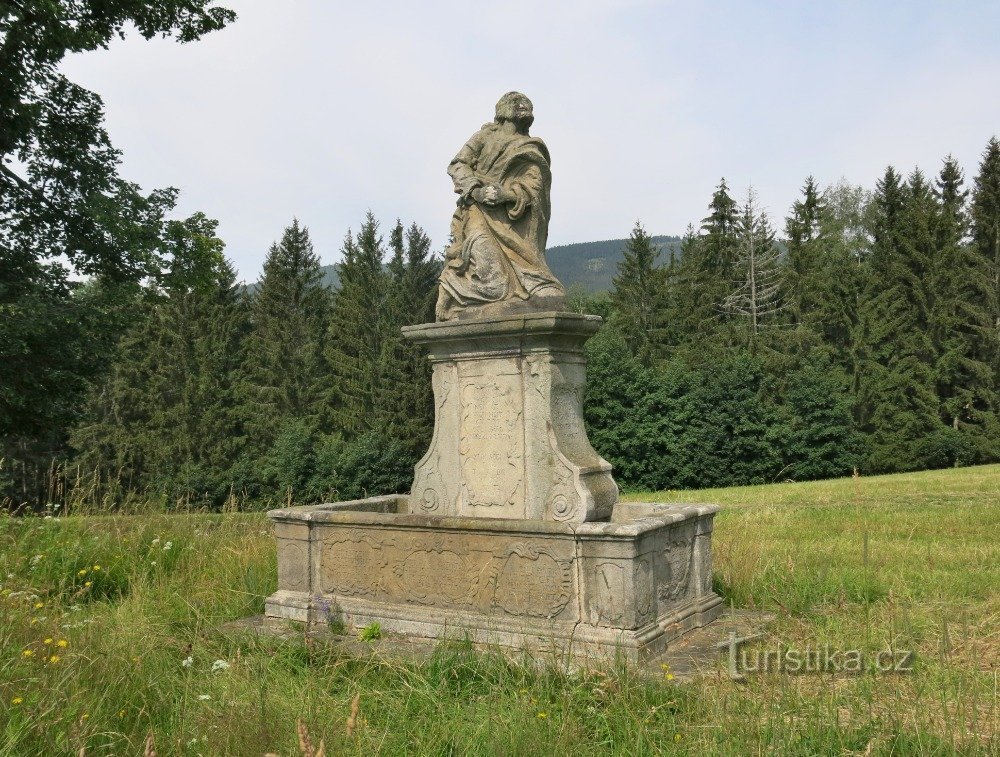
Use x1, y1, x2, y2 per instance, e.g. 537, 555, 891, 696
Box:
4, 152, 999, 512
2, 3, 999, 512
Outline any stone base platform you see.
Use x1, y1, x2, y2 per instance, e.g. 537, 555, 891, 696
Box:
265, 495, 724, 662
225, 610, 772, 680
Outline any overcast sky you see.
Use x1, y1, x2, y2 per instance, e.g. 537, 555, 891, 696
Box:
61, 0, 1000, 282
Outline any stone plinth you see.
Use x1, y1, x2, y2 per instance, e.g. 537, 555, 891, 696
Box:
401, 312, 618, 522
265, 496, 724, 662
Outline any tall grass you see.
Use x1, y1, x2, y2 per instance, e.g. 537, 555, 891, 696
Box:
1, 465, 997, 754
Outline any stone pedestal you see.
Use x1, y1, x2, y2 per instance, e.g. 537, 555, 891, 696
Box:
264, 311, 724, 661
265, 496, 723, 662
402, 312, 618, 522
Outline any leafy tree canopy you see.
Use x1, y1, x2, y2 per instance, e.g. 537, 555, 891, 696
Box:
1, 0, 235, 283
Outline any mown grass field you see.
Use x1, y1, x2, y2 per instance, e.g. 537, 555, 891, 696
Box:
1, 465, 997, 755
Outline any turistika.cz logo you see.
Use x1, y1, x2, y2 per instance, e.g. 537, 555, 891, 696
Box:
717, 632, 916, 680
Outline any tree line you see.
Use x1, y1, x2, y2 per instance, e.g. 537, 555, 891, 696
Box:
585, 144, 999, 488
3, 137, 997, 510
45, 214, 435, 509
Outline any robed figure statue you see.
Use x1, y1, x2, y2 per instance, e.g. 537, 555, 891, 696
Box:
436, 92, 566, 321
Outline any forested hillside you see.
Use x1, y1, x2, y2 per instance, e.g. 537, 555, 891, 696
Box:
307, 235, 683, 295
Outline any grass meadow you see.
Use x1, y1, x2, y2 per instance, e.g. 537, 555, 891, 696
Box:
1, 465, 997, 755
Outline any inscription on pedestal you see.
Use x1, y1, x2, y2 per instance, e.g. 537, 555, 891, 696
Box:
458, 373, 523, 514
321, 532, 388, 597
400, 548, 473, 605
494, 544, 573, 619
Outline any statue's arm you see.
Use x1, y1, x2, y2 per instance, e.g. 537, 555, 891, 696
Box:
504, 162, 544, 220
447, 128, 488, 203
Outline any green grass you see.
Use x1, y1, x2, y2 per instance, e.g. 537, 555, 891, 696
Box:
1, 466, 997, 755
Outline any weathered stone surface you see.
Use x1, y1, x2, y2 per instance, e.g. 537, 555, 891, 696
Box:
437, 92, 564, 321
403, 311, 617, 522
265, 497, 724, 662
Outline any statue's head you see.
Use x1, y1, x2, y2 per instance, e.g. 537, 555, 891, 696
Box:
495, 91, 534, 130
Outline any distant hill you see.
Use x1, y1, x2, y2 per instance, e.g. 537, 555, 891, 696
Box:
307, 235, 682, 295
545, 235, 682, 293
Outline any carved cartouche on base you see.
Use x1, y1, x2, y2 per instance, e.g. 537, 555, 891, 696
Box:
402, 311, 617, 522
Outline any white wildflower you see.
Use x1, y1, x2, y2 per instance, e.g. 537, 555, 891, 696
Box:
211, 659, 230, 672
162, 541, 173, 552
151, 537, 160, 546
197, 694, 211, 701
182, 655, 194, 668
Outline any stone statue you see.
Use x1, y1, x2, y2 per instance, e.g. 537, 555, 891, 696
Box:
436, 92, 566, 321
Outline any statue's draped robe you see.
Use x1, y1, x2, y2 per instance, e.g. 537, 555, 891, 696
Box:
438, 123, 564, 320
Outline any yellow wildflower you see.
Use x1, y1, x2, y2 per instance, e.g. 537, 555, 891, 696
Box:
674, 734, 682, 742
48, 655, 60, 664
77, 569, 88, 576
21, 649, 34, 658
92, 565, 101, 571
537, 712, 548, 719
665, 673, 675, 681
57, 639, 68, 648
119, 709, 125, 718
84, 581, 92, 587
30, 618, 39, 625
11, 697, 23, 705
81, 713, 88, 720
44, 638, 53, 645
34, 601, 44, 609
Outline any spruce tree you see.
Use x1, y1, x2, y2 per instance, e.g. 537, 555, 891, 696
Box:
325, 212, 391, 436
809, 181, 870, 372
609, 221, 667, 364
72, 213, 247, 505
972, 137, 1000, 339
930, 156, 996, 446
968, 138, 1000, 455
700, 179, 740, 277
378, 220, 439, 454
854, 167, 939, 471
690, 178, 740, 347
661, 181, 740, 361
783, 177, 825, 335
659, 224, 700, 354
240, 219, 331, 456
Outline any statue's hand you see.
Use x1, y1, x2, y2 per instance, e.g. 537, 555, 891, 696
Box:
471, 184, 507, 206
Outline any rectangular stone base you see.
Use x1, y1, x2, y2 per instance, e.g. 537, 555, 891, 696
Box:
265, 496, 723, 662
